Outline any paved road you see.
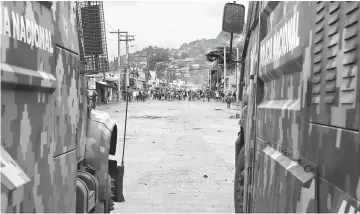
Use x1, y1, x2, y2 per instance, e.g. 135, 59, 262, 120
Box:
101, 100, 240, 213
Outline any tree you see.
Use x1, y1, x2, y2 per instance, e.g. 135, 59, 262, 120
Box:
155, 63, 167, 79
173, 54, 180, 60
180, 52, 189, 59
141, 46, 172, 81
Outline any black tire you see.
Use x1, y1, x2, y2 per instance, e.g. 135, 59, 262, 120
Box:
103, 175, 114, 213
234, 146, 245, 213
109, 176, 115, 212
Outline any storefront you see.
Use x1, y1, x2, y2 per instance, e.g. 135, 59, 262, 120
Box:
95, 81, 112, 104
105, 80, 119, 101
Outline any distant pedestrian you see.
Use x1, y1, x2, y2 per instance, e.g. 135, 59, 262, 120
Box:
132, 90, 137, 102
143, 90, 146, 102
108, 88, 112, 103
221, 92, 225, 102
128, 89, 132, 102
103, 89, 107, 104
226, 93, 232, 109
92, 90, 97, 109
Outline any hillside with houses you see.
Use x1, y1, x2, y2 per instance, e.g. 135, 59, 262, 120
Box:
104, 30, 244, 90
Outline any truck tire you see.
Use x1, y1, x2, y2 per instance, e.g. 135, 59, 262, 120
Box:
97, 176, 114, 213
106, 175, 115, 213
234, 146, 245, 213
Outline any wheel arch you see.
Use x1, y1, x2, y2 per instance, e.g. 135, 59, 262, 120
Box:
84, 109, 117, 201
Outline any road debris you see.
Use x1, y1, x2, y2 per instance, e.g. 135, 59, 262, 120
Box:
130, 115, 163, 119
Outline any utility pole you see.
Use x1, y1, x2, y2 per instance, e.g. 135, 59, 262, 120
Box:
224, 46, 227, 94
236, 48, 240, 103
125, 33, 129, 88
216, 59, 219, 91
120, 33, 134, 88
110, 30, 128, 101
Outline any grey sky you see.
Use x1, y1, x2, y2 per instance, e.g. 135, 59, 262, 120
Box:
103, 1, 248, 60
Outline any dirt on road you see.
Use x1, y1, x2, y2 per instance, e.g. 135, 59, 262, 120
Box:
105, 100, 239, 213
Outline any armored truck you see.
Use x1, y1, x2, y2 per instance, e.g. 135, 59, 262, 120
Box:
222, 1, 360, 213
1, 1, 121, 212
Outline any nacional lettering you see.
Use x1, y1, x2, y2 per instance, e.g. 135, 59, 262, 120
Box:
0, 6, 53, 54
260, 10, 300, 68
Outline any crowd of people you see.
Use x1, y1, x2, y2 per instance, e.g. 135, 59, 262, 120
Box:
89, 86, 237, 109
126, 87, 237, 109
149, 88, 211, 102
126, 88, 150, 102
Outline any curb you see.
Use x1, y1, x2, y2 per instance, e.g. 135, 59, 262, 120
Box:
97, 101, 124, 110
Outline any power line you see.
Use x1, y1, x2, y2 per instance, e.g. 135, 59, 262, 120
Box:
104, 21, 117, 39
105, 29, 117, 38
105, 21, 116, 32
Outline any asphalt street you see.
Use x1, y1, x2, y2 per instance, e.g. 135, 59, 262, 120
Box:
100, 100, 240, 213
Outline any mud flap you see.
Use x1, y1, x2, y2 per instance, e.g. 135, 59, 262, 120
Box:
108, 159, 125, 202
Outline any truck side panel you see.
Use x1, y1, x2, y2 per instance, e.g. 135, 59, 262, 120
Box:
307, 3, 360, 209
1, 1, 81, 212
54, 46, 77, 157
242, 1, 260, 211
1, 89, 56, 212
252, 1, 360, 213
53, 150, 77, 212
77, 72, 87, 162
255, 1, 317, 212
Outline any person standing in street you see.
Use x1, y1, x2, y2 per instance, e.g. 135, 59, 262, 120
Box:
103, 89, 107, 104
128, 89, 131, 102
132, 89, 137, 102
92, 90, 97, 109
226, 92, 232, 109
108, 88, 112, 103
162, 91, 165, 101
142, 90, 146, 102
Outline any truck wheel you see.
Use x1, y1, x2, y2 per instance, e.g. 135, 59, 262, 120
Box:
109, 177, 115, 211
234, 146, 245, 213
98, 176, 115, 213
107, 175, 115, 212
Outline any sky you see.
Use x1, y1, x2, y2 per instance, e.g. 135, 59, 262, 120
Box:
103, 1, 249, 60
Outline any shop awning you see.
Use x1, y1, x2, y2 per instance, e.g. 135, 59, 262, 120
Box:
96, 81, 109, 86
